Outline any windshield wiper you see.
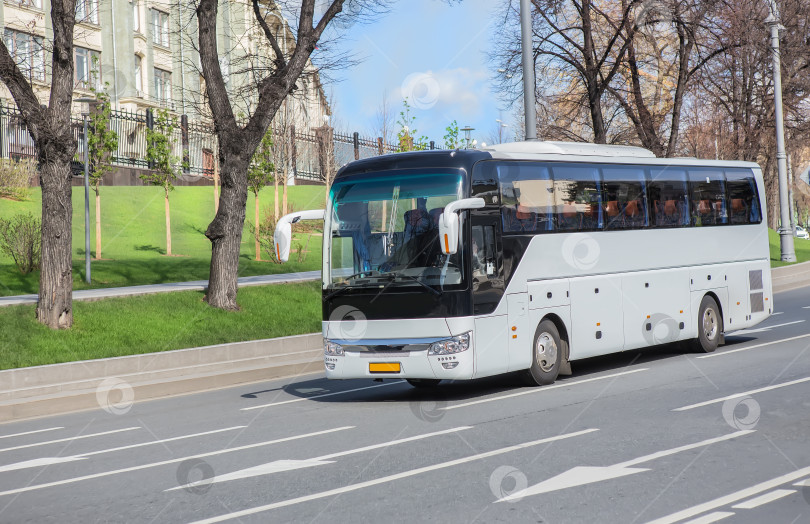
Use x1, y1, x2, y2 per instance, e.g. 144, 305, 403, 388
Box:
323, 270, 384, 302
369, 271, 442, 304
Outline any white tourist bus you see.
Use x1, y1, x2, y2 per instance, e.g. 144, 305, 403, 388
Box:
275, 141, 772, 387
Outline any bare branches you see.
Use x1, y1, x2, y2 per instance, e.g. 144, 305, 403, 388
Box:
251, 0, 287, 71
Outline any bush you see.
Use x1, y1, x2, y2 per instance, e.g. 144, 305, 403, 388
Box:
0, 212, 42, 274
0, 158, 36, 200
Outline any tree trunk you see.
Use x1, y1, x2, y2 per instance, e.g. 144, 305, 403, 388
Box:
206, 154, 249, 310
36, 160, 73, 329
95, 191, 101, 259
255, 193, 260, 261
165, 187, 172, 256
274, 173, 279, 220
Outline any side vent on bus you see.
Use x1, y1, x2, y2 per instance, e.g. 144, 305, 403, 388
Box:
749, 270, 763, 291
749, 270, 764, 313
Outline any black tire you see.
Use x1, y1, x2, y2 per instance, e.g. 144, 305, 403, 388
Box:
693, 295, 723, 353
407, 379, 441, 388
521, 319, 564, 386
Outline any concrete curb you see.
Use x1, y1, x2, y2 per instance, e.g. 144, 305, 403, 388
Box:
772, 261, 810, 294
0, 333, 323, 423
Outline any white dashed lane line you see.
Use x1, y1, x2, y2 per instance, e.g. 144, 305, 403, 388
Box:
0, 427, 140, 454
0, 427, 64, 440
731, 489, 796, 509
672, 375, 810, 411
698, 333, 810, 359
682, 512, 735, 524
241, 381, 405, 411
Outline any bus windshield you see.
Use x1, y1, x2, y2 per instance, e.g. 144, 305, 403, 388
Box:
327, 171, 465, 291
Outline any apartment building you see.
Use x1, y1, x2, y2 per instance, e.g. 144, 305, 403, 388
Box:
0, 0, 330, 129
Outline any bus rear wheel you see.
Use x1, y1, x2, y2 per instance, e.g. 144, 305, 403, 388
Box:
407, 379, 441, 388
522, 319, 563, 386
692, 295, 722, 353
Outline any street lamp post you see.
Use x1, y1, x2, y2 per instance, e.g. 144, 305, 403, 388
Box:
520, 0, 537, 140
460, 126, 474, 149
765, 3, 796, 262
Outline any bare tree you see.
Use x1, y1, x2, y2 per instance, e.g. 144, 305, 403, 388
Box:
372, 90, 395, 147
492, 0, 642, 144
195, 0, 383, 310
0, 0, 78, 328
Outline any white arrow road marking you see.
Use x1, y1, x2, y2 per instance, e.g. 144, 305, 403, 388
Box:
731, 320, 804, 335
0, 426, 353, 498
189, 428, 599, 524
0, 427, 64, 440
167, 459, 334, 491
0, 426, 246, 473
241, 381, 405, 410
698, 333, 810, 359
731, 489, 795, 509
443, 369, 649, 410
648, 465, 810, 524
166, 426, 473, 491
0, 457, 86, 473
498, 430, 754, 502
0, 427, 140, 453
674, 375, 810, 411
793, 479, 810, 486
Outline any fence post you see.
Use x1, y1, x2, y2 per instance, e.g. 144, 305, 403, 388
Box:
290, 124, 297, 183
377, 137, 383, 156
181, 114, 190, 174
430, 140, 435, 150
0, 100, 5, 159
145, 109, 154, 169
315, 125, 335, 190
353, 131, 360, 160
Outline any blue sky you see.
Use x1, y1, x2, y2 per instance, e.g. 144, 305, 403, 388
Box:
322, 0, 518, 146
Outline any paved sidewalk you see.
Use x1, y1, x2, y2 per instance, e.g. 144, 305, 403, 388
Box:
0, 271, 321, 307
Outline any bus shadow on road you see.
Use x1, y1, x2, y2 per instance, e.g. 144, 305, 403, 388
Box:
270, 340, 735, 405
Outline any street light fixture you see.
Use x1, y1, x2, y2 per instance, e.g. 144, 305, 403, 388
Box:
460, 126, 475, 149
75, 96, 96, 283
765, 2, 796, 262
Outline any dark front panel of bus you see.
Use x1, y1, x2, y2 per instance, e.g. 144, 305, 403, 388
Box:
323, 289, 472, 320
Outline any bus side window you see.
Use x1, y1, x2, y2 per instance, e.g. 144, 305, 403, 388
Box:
602, 166, 647, 230
649, 168, 690, 228
689, 168, 727, 226
726, 168, 761, 225
550, 164, 602, 231
498, 162, 553, 233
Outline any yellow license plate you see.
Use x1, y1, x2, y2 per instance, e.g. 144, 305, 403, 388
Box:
369, 362, 401, 373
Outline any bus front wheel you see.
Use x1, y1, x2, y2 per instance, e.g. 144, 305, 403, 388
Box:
522, 319, 563, 386
692, 295, 722, 353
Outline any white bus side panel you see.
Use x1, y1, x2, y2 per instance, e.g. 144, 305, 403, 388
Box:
473, 314, 509, 378
622, 268, 692, 351
568, 275, 626, 360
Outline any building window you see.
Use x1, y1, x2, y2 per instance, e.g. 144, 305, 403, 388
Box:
132, 1, 141, 33
152, 10, 170, 47
75, 47, 101, 90
134, 55, 143, 93
3, 30, 45, 82
154, 68, 171, 105
76, 0, 99, 24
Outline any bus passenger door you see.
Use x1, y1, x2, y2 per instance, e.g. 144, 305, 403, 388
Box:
471, 217, 508, 377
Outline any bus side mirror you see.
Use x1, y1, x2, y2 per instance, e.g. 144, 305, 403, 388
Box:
274, 209, 325, 262
438, 198, 486, 255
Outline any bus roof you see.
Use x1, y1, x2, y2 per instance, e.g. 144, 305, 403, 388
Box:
481, 141, 656, 158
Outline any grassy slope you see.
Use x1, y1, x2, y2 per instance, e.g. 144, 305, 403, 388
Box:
769, 228, 810, 267
0, 282, 322, 370
0, 185, 325, 296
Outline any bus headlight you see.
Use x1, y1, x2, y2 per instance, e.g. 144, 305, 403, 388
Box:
324, 340, 344, 356
428, 332, 471, 355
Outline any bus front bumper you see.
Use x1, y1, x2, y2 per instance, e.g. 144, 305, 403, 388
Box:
323, 337, 475, 381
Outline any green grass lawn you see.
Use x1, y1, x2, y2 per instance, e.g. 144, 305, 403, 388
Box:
0, 185, 326, 296
0, 282, 322, 370
769, 228, 810, 267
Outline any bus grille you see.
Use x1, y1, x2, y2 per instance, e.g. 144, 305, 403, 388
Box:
750, 292, 764, 313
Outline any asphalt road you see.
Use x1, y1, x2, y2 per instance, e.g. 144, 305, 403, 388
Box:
2, 286, 810, 523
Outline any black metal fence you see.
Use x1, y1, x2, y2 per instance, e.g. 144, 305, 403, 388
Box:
0, 100, 436, 186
